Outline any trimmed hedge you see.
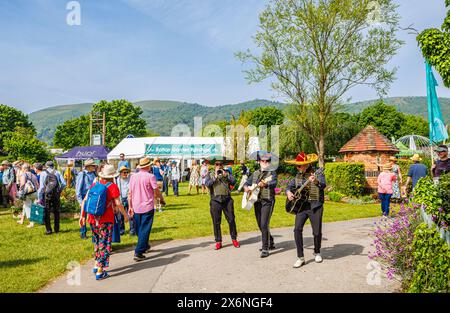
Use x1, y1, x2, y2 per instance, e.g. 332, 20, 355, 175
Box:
324, 162, 366, 197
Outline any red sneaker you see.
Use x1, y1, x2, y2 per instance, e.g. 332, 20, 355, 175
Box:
215, 242, 222, 250
232, 240, 240, 248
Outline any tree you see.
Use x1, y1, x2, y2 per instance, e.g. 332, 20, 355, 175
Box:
358, 101, 405, 139
237, 0, 403, 166
0, 104, 35, 154
92, 100, 147, 148
398, 114, 429, 138
53, 100, 147, 150
417, 0, 450, 87
53, 115, 90, 150
3, 127, 51, 163
249, 106, 284, 127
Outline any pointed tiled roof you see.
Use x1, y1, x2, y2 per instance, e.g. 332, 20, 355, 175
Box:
339, 125, 399, 153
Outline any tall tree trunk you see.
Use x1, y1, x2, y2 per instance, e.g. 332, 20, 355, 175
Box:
318, 130, 325, 168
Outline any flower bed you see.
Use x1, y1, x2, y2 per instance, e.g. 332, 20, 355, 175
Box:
369, 174, 450, 293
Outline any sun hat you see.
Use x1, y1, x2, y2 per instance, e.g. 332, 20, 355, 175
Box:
382, 163, 392, 171
435, 145, 448, 153
137, 157, 152, 169
98, 164, 119, 179
389, 156, 397, 162
1, 160, 10, 166
410, 154, 422, 162
119, 166, 130, 173
45, 161, 54, 168
153, 157, 161, 163
84, 159, 96, 167
285, 152, 319, 166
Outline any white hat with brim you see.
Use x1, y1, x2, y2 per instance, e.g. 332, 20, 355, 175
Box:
98, 164, 119, 179
84, 159, 96, 167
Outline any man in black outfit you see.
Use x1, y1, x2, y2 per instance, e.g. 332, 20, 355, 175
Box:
244, 152, 278, 258
285, 152, 326, 268
205, 161, 240, 250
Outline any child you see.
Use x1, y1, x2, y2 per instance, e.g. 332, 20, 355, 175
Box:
377, 163, 397, 218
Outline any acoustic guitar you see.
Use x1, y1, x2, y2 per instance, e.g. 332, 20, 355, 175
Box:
285, 168, 324, 215
241, 176, 273, 211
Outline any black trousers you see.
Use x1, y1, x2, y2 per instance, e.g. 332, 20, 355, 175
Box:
210, 196, 237, 242
45, 195, 61, 233
294, 204, 324, 258
254, 198, 275, 250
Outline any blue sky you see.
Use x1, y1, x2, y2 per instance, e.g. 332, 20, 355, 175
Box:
0, 0, 448, 114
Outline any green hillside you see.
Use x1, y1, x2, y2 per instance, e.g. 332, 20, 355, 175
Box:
28, 97, 449, 145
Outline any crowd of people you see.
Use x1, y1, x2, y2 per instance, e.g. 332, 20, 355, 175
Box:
2, 144, 448, 281
377, 144, 450, 218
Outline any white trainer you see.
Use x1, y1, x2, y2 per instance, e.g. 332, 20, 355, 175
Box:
293, 257, 305, 268
314, 254, 323, 263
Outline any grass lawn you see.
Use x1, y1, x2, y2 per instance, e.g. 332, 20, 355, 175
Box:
0, 182, 382, 292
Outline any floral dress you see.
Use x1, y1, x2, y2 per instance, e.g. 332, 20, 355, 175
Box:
391, 164, 401, 199
189, 165, 200, 186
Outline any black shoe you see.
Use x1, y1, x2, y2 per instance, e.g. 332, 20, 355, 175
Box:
134, 254, 146, 262
259, 244, 275, 252
260, 250, 269, 258
45, 231, 53, 235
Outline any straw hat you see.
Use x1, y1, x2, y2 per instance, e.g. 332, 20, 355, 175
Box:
382, 163, 392, 171
98, 164, 119, 179
410, 154, 422, 162
137, 157, 152, 169
285, 152, 319, 166
1, 160, 10, 166
84, 159, 96, 167
153, 157, 161, 164
119, 165, 130, 173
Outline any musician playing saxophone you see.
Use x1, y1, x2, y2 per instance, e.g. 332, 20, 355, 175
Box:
285, 152, 326, 268
205, 161, 240, 250
243, 151, 278, 258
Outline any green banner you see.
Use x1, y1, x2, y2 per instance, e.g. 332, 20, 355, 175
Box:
145, 144, 222, 157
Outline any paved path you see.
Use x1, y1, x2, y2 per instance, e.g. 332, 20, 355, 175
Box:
41, 217, 399, 293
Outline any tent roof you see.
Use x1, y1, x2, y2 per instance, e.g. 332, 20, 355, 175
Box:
108, 137, 226, 160
55, 146, 110, 161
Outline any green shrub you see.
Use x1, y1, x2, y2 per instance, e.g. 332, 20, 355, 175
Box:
407, 223, 450, 293
324, 162, 366, 197
328, 191, 344, 202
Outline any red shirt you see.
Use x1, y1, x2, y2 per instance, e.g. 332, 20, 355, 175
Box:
87, 181, 120, 225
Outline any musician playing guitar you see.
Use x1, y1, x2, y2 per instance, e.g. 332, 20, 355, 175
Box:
244, 151, 278, 258
285, 152, 326, 268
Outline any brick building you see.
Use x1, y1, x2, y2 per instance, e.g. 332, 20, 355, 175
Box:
339, 125, 399, 193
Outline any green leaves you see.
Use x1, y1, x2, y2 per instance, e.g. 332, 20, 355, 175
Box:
417, 1, 450, 88
0, 104, 36, 154
2, 127, 51, 163
324, 162, 366, 196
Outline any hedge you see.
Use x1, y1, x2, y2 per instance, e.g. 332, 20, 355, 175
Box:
324, 162, 366, 197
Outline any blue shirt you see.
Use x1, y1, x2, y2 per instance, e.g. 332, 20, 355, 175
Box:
118, 160, 130, 170
38, 169, 67, 201
407, 163, 428, 189
75, 170, 97, 204
0, 171, 3, 185
152, 166, 164, 181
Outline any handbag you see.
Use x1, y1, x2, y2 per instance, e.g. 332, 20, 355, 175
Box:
30, 203, 45, 225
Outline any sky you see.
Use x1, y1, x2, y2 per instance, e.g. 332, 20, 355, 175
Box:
0, 0, 448, 114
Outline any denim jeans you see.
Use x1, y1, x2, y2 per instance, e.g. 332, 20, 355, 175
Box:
134, 210, 155, 255
378, 193, 392, 216
172, 180, 179, 196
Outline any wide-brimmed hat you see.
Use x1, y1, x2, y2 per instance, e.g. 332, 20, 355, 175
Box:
99, 164, 119, 179
382, 163, 392, 171
84, 159, 96, 167
435, 145, 448, 153
410, 154, 422, 162
1, 160, 10, 166
45, 161, 54, 168
389, 156, 398, 162
153, 157, 161, 164
119, 166, 130, 173
285, 152, 319, 166
137, 157, 152, 168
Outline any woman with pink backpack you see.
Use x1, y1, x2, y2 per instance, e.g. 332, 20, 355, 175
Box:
79, 164, 128, 280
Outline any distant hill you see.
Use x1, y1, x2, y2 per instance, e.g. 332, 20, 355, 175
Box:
29, 97, 449, 145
